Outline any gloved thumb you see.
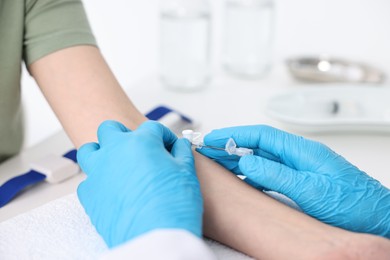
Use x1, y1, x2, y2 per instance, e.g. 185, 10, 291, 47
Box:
97, 120, 130, 146
239, 155, 304, 198
137, 120, 177, 150
77, 142, 100, 174
171, 138, 194, 168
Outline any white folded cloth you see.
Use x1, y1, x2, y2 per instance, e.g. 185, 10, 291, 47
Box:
0, 194, 252, 260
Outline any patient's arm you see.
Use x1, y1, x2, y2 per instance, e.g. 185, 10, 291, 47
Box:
195, 152, 390, 259
29, 46, 146, 147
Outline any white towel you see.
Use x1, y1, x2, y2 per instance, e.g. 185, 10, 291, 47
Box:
0, 194, 252, 260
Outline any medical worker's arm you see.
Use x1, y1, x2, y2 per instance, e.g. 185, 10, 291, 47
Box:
199, 125, 390, 238
77, 121, 216, 259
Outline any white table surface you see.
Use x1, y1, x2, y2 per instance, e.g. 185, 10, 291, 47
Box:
1, 68, 390, 222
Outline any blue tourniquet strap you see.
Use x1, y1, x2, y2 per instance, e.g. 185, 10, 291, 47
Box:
63, 149, 78, 163
145, 105, 192, 123
0, 171, 46, 207
0, 105, 187, 208
0, 150, 78, 208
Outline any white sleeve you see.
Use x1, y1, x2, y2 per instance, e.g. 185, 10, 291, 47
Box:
100, 229, 217, 260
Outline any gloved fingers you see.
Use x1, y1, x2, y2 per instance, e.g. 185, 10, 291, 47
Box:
197, 146, 280, 175
207, 158, 241, 174
203, 125, 266, 148
77, 181, 96, 214
203, 126, 285, 163
171, 138, 194, 168
137, 120, 177, 150
196, 147, 240, 172
77, 182, 88, 205
239, 155, 305, 199
243, 176, 266, 190
255, 149, 281, 163
206, 125, 328, 171
240, 126, 332, 171
196, 146, 227, 158
198, 144, 280, 162
77, 142, 100, 174
97, 120, 130, 146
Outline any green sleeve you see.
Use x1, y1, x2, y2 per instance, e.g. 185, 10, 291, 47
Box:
23, 0, 97, 66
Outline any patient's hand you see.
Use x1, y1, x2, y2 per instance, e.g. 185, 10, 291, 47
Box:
199, 125, 390, 238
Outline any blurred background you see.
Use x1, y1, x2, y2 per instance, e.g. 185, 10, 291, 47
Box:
21, 0, 390, 148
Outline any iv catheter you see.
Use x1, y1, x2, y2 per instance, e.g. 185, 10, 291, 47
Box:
182, 130, 253, 157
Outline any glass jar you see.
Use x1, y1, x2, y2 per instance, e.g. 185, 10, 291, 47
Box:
159, 0, 211, 91
223, 0, 274, 79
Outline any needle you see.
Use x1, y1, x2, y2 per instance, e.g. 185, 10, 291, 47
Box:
192, 143, 225, 151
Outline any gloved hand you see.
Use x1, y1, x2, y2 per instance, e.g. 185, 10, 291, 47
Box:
197, 125, 390, 238
77, 120, 203, 248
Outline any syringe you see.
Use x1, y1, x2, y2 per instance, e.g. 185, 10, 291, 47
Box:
182, 129, 253, 157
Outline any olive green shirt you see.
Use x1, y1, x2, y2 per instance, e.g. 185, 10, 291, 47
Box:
0, 0, 96, 162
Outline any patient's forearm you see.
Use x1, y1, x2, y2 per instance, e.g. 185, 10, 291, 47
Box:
194, 152, 390, 259
29, 46, 146, 147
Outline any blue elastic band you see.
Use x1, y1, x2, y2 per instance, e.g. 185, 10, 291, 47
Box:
63, 149, 77, 163
0, 171, 46, 207
145, 105, 192, 123
0, 151, 78, 208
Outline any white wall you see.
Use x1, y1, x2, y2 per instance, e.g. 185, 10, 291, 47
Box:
21, 0, 390, 148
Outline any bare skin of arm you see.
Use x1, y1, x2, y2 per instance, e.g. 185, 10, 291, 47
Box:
30, 46, 390, 259
195, 152, 390, 259
29, 46, 146, 147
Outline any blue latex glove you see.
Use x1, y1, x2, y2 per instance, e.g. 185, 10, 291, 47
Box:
198, 125, 390, 238
77, 120, 203, 248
